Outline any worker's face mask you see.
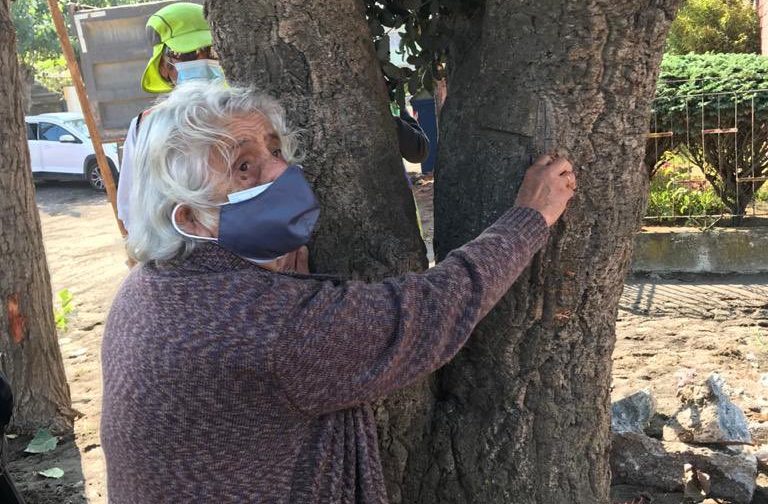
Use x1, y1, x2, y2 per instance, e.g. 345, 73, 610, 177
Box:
173, 59, 225, 85
172, 165, 320, 264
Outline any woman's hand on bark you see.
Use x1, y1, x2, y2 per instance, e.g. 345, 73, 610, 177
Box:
515, 154, 576, 226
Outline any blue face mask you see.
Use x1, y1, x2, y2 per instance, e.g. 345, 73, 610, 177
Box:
172, 165, 320, 263
173, 59, 225, 85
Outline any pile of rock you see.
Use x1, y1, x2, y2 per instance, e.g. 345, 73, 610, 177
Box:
611, 374, 758, 503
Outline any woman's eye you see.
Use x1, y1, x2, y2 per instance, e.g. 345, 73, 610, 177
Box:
238, 162, 249, 172
271, 148, 281, 158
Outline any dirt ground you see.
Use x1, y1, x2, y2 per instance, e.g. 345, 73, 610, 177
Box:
8, 178, 768, 503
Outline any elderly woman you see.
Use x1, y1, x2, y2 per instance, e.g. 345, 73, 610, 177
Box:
101, 82, 575, 503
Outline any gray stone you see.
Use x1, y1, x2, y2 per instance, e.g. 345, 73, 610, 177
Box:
611, 389, 657, 434
683, 463, 710, 502
645, 412, 669, 440
611, 431, 757, 504
755, 445, 768, 470
663, 373, 752, 445
750, 421, 768, 445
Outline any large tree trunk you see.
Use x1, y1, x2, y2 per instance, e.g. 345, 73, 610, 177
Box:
0, 0, 73, 433
413, 1, 679, 503
206, 1, 431, 501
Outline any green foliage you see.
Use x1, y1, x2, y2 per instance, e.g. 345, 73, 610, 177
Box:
649, 53, 768, 215
33, 56, 70, 93
364, 0, 475, 103
756, 184, 768, 202
656, 53, 768, 101
54, 288, 74, 332
647, 175, 726, 220
646, 153, 727, 225
667, 0, 759, 54
11, 0, 61, 66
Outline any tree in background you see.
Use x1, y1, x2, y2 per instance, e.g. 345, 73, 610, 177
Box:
0, 0, 74, 433
9, 0, 60, 110
207, 0, 680, 502
667, 0, 759, 54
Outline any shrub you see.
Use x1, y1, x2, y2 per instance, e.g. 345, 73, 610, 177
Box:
646, 167, 727, 221
667, 0, 759, 55
647, 53, 768, 216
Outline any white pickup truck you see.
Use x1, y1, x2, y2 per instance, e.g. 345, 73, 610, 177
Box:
25, 112, 120, 191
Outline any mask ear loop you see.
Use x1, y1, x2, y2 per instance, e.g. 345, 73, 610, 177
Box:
171, 203, 287, 266
171, 203, 217, 242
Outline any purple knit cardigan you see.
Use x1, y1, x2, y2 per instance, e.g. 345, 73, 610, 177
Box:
101, 206, 548, 503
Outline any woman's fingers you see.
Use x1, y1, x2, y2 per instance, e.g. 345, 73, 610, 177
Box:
532, 153, 556, 167
545, 156, 573, 175
563, 171, 577, 190
515, 153, 576, 226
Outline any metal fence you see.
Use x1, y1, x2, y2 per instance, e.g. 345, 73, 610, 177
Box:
645, 88, 768, 225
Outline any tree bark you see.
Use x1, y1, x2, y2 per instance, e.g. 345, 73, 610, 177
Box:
206, 1, 431, 501
0, 0, 73, 433
413, 1, 679, 503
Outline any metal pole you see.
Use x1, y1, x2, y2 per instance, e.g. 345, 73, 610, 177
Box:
46, 0, 127, 237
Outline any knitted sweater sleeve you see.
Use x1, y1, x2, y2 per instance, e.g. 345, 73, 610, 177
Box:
271, 206, 549, 416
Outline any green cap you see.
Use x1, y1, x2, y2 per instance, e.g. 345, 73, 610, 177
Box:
141, 2, 212, 94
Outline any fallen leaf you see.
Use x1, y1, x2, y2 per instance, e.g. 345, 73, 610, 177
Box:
25, 429, 58, 454
38, 467, 64, 479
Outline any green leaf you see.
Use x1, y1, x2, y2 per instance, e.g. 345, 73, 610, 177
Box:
380, 10, 398, 28
376, 35, 391, 63
25, 429, 58, 454
407, 72, 421, 95
38, 467, 64, 479
393, 0, 421, 10
395, 84, 407, 112
369, 19, 385, 37
58, 289, 72, 306
382, 62, 403, 81
54, 288, 74, 332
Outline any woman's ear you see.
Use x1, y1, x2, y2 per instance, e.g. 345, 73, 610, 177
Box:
174, 205, 216, 238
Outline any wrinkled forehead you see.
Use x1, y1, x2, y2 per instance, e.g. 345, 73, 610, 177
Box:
208, 112, 279, 164
223, 112, 278, 150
